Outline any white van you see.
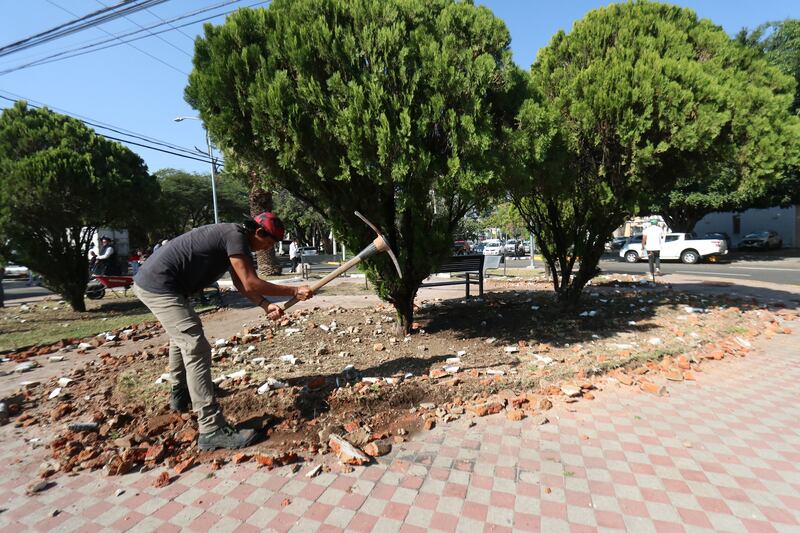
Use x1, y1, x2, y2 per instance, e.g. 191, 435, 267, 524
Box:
482, 240, 503, 256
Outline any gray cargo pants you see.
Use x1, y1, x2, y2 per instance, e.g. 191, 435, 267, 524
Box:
133, 284, 225, 433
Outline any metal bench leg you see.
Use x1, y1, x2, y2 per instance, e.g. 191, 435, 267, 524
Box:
479, 272, 484, 297
465, 273, 470, 298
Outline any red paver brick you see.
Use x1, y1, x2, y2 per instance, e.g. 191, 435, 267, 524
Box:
677, 508, 713, 529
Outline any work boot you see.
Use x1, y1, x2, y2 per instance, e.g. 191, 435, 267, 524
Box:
198, 425, 259, 451
169, 386, 191, 413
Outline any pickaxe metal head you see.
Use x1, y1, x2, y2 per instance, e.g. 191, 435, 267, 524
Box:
354, 211, 402, 279
278, 211, 402, 311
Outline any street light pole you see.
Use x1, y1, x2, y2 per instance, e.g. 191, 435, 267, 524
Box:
174, 116, 219, 224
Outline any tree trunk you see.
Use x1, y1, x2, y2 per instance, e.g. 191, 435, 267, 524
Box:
249, 183, 282, 276
62, 282, 87, 312
392, 284, 417, 335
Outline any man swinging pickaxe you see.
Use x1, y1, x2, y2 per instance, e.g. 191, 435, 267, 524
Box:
280, 211, 402, 311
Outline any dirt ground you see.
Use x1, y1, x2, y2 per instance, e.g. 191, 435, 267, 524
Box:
1, 274, 796, 476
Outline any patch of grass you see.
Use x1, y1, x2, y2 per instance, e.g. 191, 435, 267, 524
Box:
115, 366, 164, 409
723, 325, 749, 334
0, 298, 155, 351
0, 295, 217, 352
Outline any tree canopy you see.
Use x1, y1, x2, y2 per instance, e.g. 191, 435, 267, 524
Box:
185, 0, 522, 330
507, 1, 799, 302
0, 101, 157, 311
148, 168, 249, 242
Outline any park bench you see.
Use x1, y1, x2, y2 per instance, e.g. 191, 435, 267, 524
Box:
421, 254, 486, 298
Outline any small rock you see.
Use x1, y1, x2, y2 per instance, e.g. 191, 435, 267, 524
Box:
306, 464, 323, 478
329, 434, 369, 465
506, 409, 525, 421
560, 385, 581, 397
363, 440, 392, 457
424, 419, 436, 431
153, 472, 171, 488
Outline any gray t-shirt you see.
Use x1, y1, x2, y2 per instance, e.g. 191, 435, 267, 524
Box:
134, 223, 251, 295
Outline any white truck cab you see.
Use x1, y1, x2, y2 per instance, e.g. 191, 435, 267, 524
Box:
619, 232, 728, 264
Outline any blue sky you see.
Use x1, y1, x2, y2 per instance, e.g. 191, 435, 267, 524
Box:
1, 0, 798, 174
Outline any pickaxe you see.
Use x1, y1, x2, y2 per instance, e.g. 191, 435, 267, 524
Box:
279, 211, 402, 311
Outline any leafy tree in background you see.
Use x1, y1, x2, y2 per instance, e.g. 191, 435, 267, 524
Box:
185, 0, 522, 331
736, 19, 800, 207
147, 168, 249, 243
507, 2, 798, 304
0, 101, 158, 311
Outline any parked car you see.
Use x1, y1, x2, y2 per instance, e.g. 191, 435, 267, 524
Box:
471, 242, 485, 255
701, 232, 732, 251
299, 246, 318, 256
737, 230, 782, 250
503, 239, 519, 254
482, 240, 504, 256
605, 236, 628, 251
619, 232, 728, 264
3, 263, 29, 278
522, 241, 531, 254
453, 240, 471, 255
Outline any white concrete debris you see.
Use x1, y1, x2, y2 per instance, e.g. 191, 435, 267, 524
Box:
504, 346, 519, 353
735, 337, 752, 349
280, 354, 298, 365
57, 377, 73, 387
257, 378, 288, 394
48, 387, 62, 399
154, 373, 173, 385
226, 369, 248, 380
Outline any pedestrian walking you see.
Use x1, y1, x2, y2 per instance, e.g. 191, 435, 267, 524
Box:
133, 212, 313, 450
289, 238, 301, 273
642, 218, 664, 281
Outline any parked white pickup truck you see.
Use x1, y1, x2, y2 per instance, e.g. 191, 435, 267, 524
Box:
619, 232, 728, 264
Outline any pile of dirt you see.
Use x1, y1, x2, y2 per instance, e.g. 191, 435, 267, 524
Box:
1, 275, 796, 482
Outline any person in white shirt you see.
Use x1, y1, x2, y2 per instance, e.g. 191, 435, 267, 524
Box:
288, 238, 301, 273
641, 219, 664, 279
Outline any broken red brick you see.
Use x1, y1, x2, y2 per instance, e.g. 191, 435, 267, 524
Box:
153, 471, 171, 488
640, 381, 667, 396
506, 409, 525, 421
665, 370, 684, 382
174, 457, 195, 474
144, 444, 165, 463
617, 373, 634, 386
424, 419, 436, 431
329, 435, 369, 466
232, 453, 250, 464
255, 454, 276, 468
363, 440, 392, 457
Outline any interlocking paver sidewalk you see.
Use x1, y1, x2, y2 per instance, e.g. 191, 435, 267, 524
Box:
1, 317, 798, 532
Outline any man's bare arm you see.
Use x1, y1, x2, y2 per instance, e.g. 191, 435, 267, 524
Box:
228, 255, 313, 301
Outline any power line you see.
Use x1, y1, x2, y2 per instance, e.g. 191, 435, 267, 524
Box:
0, 0, 169, 58
0, 92, 223, 166
94, 0, 192, 59
46, 0, 188, 76
0, 0, 267, 76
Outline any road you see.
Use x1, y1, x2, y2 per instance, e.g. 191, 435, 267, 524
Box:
2, 252, 798, 307
503, 254, 800, 286
1, 278, 52, 306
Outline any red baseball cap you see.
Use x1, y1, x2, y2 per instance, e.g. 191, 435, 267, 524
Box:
253, 212, 285, 240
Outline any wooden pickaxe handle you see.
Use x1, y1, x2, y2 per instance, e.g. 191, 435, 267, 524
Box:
278, 212, 402, 312
280, 253, 365, 311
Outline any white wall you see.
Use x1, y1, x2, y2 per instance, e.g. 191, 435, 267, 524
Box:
693, 205, 797, 247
